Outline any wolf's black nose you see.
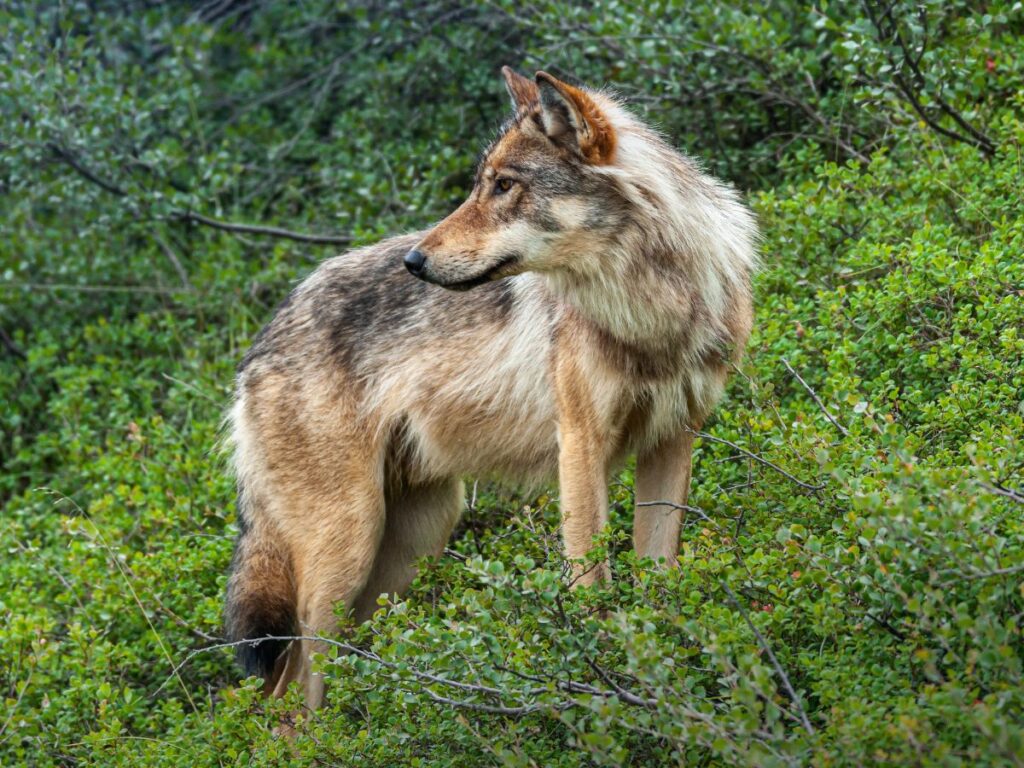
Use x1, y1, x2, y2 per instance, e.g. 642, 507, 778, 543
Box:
404, 249, 426, 276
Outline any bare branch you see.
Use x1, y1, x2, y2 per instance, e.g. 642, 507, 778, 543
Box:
169, 634, 658, 717
861, 0, 995, 157
1, 282, 184, 296
720, 581, 816, 735
985, 483, 1024, 505
937, 562, 1024, 581
0, 666, 34, 747
174, 210, 353, 246
688, 429, 826, 492
47, 143, 127, 196
636, 500, 719, 528
419, 687, 571, 716
864, 611, 907, 641
153, 234, 194, 292
46, 144, 354, 247
782, 358, 849, 437
0, 327, 26, 360
584, 656, 659, 709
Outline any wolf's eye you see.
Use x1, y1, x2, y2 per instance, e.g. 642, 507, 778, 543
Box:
494, 177, 515, 195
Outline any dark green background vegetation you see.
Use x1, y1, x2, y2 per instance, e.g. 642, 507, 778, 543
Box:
2, 1, 1022, 765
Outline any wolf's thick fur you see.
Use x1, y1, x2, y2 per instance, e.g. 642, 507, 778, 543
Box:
224, 68, 757, 706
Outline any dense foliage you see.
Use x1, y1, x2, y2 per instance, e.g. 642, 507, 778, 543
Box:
1, 1, 1022, 765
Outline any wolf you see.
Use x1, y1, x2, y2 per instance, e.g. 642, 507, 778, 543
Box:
224, 67, 757, 707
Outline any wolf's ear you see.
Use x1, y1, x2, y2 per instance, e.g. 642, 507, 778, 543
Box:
502, 65, 539, 111
534, 71, 616, 164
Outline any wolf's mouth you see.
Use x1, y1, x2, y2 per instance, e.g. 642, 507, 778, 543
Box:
439, 255, 519, 291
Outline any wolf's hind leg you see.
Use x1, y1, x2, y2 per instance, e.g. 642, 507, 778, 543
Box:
351, 477, 463, 622
272, 476, 387, 708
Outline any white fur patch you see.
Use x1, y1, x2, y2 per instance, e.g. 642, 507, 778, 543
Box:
489, 220, 548, 260
549, 196, 593, 230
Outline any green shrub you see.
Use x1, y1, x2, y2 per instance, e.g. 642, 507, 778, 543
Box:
1, 2, 1021, 766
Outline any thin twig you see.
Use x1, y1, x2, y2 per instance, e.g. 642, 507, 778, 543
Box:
720, 581, 816, 735
635, 500, 719, 528
48, 143, 127, 196
170, 634, 656, 717
47, 144, 354, 247
153, 234, 194, 292
583, 656, 658, 709
688, 429, 826, 491
1, 282, 185, 296
864, 611, 907, 641
860, 0, 995, 157
782, 358, 849, 437
0, 666, 34, 746
0, 327, 26, 359
174, 210, 353, 245
985, 483, 1024, 505
420, 687, 571, 716
937, 563, 1024, 581
42, 489, 199, 715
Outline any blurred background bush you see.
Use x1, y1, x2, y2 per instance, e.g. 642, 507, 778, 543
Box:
1, 1, 1022, 765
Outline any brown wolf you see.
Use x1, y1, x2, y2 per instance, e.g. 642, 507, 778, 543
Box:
224, 67, 757, 707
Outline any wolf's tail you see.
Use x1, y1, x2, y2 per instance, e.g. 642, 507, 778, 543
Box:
224, 487, 297, 681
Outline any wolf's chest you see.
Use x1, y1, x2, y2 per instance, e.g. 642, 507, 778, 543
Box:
602, 373, 695, 460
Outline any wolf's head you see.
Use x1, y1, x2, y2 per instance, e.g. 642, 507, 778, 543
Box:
405, 68, 628, 289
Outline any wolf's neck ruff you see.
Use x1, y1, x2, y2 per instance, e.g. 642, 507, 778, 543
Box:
538, 96, 756, 370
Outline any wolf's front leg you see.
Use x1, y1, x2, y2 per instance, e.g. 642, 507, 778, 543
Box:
557, 420, 611, 586
633, 429, 695, 566
553, 339, 611, 586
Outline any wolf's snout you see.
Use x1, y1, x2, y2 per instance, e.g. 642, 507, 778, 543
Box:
404, 249, 427, 277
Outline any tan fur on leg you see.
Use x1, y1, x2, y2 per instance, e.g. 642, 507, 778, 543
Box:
352, 477, 463, 621
634, 429, 695, 565
553, 332, 611, 586
252, 446, 386, 708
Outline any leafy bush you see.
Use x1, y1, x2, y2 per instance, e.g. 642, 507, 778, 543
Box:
1, 2, 1022, 766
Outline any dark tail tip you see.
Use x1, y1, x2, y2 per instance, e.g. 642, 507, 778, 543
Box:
228, 597, 297, 680
224, 492, 297, 682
